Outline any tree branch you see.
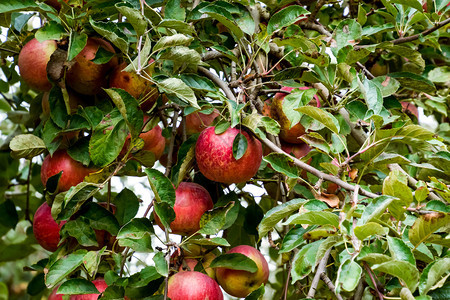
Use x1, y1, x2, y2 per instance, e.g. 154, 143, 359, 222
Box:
198, 66, 237, 101
307, 248, 331, 298
320, 272, 344, 300
260, 137, 379, 198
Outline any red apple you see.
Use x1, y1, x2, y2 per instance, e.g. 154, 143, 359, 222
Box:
185, 109, 220, 135
18, 38, 57, 92
271, 86, 320, 144
195, 127, 263, 184
33, 202, 67, 252
216, 245, 269, 298
109, 61, 159, 109
174, 249, 217, 279
154, 182, 213, 235
44, 0, 69, 10
41, 150, 96, 193
121, 121, 166, 160
167, 271, 223, 300
66, 37, 118, 95
49, 285, 63, 300
69, 278, 108, 300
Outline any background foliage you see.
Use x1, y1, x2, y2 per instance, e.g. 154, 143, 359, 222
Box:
0, 0, 449, 299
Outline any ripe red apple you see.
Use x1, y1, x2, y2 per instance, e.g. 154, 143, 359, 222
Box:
18, 38, 57, 92
271, 86, 320, 144
195, 127, 263, 184
33, 202, 67, 252
216, 245, 269, 298
167, 271, 223, 300
66, 37, 118, 95
185, 109, 220, 135
49, 285, 62, 300
69, 278, 108, 300
154, 182, 213, 235
41, 150, 96, 193
109, 61, 159, 109
44, 0, 68, 10
121, 121, 166, 160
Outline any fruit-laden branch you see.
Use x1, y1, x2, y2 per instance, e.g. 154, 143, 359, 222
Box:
260, 137, 379, 199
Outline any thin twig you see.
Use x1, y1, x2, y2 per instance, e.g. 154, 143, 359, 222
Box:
320, 272, 344, 300
363, 262, 384, 300
307, 248, 331, 298
307, 0, 326, 22
261, 138, 379, 198
164, 110, 180, 177
25, 159, 32, 222
282, 259, 292, 300
267, 231, 279, 250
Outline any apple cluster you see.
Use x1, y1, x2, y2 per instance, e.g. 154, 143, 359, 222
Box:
18, 20, 270, 299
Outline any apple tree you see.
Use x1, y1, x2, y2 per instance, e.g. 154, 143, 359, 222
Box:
0, 0, 449, 299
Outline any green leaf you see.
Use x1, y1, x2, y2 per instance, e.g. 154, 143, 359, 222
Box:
279, 226, 315, 253
0, 0, 38, 13
210, 253, 258, 273
357, 4, 367, 25
180, 74, 215, 92
9, 134, 45, 159
296, 106, 340, 134
35, 21, 65, 42
389, 72, 436, 94
281, 88, 316, 129
291, 240, 323, 282
419, 257, 450, 295
286, 211, 339, 227
245, 285, 265, 300
57, 278, 99, 295
198, 202, 235, 235
156, 78, 199, 109
104, 88, 143, 139
48, 86, 69, 128
157, 19, 195, 34
82, 202, 120, 235
144, 169, 175, 228
354, 222, 387, 240
371, 76, 400, 97
117, 218, 153, 252
89, 17, 128, 53
372, 260, 419, 292
45, 249, 87, 288
358, 196, 395, 225
258, 198, 306, 239
189, 237, 230, 247
361, 78, 383, 118
334, 19, 362, 50
68, 32, 87, 62
359, 253, 393, 265
263, 152, 301, 178
114, 188, 140, 225
152, 34, 193, 52
382, 170, 413, 220
83, 249, 106, 278
160, 46, 203, 72
0, 242, 36, 262
153, 252, 169, 277
409, 212, 450, 247
116, 4, 147, 36
267, 5, 310, 34
61, 218, 98, 247
337, 260, 362, 292
387, 236, 415, 265
199, 4, 243, 39
89, 109, 128, 167
91, 47, 115, 64
390, 0, 423, 11
232, 132, 248, 160
58, 182, 99, 220
165, 0, 185, 21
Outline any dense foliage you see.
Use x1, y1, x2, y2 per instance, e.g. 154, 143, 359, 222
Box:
0, 0, 449, 299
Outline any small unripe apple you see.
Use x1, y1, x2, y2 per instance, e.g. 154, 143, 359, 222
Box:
167, 271, 223, 300
185, 109, 220, 135
41, 150, 96, 193
369, 62, 388, 77
216, 245, 269, 298
18, 38, 57, 92
109, 61, 159, 109
33, 202, 67, 252
271, 86, 319, 144
195, 127, 263, 184
66, 37, 118, 95
154, 182, 213, 235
